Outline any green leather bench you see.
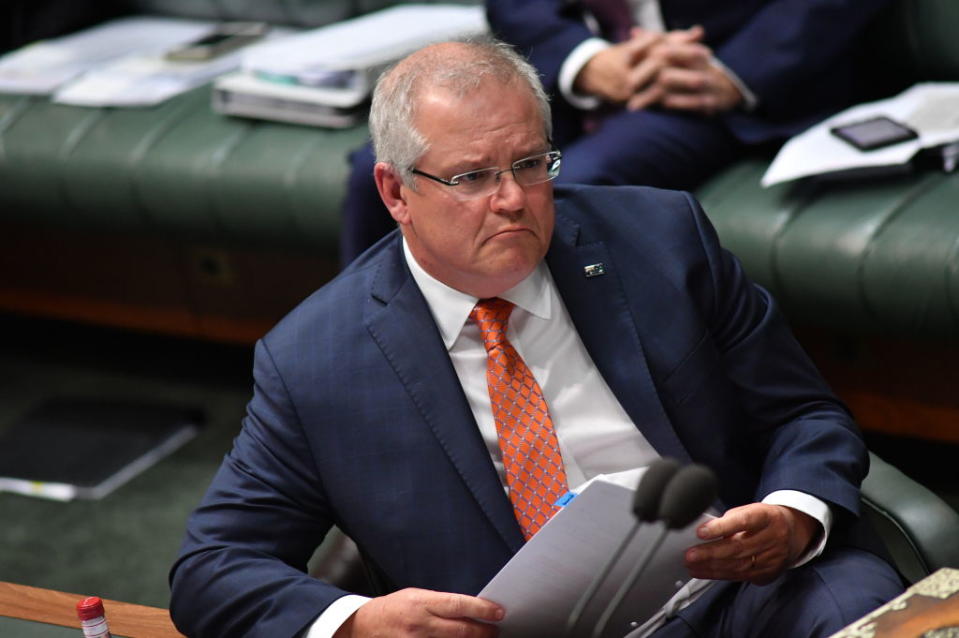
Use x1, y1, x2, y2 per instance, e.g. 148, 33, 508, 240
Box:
695, 0, 959, 444
698, 0, 959, 338
0, 0, 956, 348
0, 0, 453, 342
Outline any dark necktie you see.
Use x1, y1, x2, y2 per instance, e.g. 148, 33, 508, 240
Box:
582, 0, 634, 42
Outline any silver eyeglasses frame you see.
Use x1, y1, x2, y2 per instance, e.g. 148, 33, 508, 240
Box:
410, 150, 562, 199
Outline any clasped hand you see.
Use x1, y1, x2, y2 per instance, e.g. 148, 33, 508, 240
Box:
575, 26, 743, 115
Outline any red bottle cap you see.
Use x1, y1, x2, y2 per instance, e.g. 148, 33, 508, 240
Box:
76, 596, 105, 620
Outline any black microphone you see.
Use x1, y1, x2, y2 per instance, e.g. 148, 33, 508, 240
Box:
563, 458, 681, 638
632, 458, 682, 522
658, 464, 718, 529
591, 463, 718, 638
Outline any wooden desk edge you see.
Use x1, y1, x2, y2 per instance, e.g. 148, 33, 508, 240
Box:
0, 581, 185, 637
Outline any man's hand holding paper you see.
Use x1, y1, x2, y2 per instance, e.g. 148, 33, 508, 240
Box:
686, 503, 821, 585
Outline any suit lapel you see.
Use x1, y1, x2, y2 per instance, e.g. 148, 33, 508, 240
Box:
364, 239, 525, 553
546, 213, 691, 463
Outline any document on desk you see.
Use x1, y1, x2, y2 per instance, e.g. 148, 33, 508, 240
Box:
478, 474, 712, 638
0, 17, 214, 95
762, 82, 959, 186
241, 4, 487, 106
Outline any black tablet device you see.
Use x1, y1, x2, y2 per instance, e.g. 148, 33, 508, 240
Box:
830, 115, 919, 151
165, 22, 268, 61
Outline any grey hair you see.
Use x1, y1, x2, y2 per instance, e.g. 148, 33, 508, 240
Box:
369, 37, 552, 187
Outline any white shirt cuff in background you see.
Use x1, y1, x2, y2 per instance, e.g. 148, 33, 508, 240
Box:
709, 56, 758, 111
559, 38, 611, 110
303, 595, 370, 638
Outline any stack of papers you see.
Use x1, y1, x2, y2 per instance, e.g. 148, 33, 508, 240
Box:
479, 471, 714, 638
0, 17, 215, 96
762, 83, 959, 187
54, 48, 243, 107
213, 4, 488, 128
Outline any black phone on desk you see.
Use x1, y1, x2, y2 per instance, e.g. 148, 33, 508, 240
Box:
830, 115, 919, 151
165, 22, 269, 61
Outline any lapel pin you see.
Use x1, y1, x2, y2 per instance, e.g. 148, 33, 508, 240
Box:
583, 263, 607, 278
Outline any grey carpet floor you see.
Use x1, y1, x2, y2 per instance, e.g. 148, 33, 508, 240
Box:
0, 314, 252, 609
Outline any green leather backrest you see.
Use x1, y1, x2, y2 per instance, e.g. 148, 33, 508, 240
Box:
865, 0, 959, 89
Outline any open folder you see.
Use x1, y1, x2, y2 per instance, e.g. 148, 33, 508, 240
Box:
479, 474, 713, 638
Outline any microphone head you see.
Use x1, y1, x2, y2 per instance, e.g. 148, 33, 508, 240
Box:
658, 464, 718, 529
632, 458, 682, 522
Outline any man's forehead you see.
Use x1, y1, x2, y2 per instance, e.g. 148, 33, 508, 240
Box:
416, 77, 531, 111
412, 81, 545, 142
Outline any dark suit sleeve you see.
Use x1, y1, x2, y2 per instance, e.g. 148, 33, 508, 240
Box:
169, 339, 346, 638
486, 0, 594, 91
679, 190, 867, 519
715, 0, 891, 117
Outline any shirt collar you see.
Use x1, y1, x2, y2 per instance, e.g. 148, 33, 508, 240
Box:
403, 238, 552, 350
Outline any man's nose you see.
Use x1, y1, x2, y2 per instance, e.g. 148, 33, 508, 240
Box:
489, 171, 526, 215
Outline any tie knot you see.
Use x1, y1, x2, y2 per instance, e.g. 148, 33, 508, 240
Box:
470, 298, 514, 351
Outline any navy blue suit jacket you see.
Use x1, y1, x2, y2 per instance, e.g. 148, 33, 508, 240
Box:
170, 185, 868, 637
486, 0, 892, 143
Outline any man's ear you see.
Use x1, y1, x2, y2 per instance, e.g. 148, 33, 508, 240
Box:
374, 162, 411, 225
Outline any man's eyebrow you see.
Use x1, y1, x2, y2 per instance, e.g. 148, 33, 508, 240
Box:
442, 143, 551, 174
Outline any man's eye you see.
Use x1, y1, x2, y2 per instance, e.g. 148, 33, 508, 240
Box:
514, 158, 542, 171
457, 170, 488, 184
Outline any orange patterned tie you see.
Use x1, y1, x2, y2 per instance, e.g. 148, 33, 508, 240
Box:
471, 298, 569, 540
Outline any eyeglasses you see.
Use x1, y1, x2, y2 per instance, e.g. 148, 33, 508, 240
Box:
410, 150, 562, 199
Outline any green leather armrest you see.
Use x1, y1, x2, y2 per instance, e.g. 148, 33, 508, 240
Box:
697, 161, 959, 337
861, 451, 959, 584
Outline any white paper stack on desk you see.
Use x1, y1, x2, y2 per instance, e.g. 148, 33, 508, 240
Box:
0, 17, 215, 96
212, 4, 488, 128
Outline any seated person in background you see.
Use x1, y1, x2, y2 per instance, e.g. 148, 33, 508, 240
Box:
170, 38, 902, 638
339, 0, 894, 266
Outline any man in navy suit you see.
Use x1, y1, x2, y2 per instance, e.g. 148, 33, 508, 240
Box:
486, 0, 894, 185
170, 40, 902, 637
339, 0, 894, 264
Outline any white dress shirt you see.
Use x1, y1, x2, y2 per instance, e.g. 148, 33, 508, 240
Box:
306, 241, 830, 636
559, 0, 757, 111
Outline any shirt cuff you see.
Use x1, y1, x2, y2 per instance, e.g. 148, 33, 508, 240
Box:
709, 56, 758, 111
559, 38, 611, 111
302, 595, 371, 638
762, 490, 833, 568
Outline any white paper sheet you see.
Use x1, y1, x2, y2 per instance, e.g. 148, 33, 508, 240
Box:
241, 4, 487, 94
52, 27, 294, 108
762, 83, 959, 187
478, 474, 714, 638
0, 17, 214, 95
52, 51, 237, 107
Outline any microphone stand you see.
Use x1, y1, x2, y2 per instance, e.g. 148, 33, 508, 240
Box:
590, 521, 669, 638
563, 519, 641, 638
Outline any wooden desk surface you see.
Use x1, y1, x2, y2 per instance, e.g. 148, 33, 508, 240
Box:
830, 568, 959, 638
0, 581, 184, 638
